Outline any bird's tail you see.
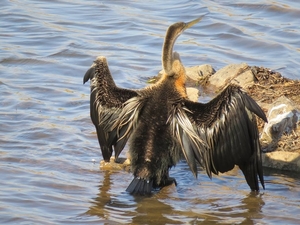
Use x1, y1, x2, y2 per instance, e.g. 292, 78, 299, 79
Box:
126, 177, 154, 195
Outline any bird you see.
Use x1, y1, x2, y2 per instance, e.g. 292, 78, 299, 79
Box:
83, 16, 267, 195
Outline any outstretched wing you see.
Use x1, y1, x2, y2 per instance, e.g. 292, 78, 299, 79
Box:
106, 95, 147, 160
83, 56, 140, 162
170, 84, 267, 191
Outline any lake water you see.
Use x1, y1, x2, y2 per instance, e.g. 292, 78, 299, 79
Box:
1, 0, 300, 224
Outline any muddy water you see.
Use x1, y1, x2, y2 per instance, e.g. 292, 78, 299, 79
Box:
1, 0, 300, 224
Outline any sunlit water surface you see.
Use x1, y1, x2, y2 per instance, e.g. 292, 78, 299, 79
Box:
1, 0, 300, 224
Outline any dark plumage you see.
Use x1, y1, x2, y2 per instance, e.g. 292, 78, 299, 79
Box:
83, 17, 267, 195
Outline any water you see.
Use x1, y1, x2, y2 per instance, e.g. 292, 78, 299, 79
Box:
1, 0, 300, 224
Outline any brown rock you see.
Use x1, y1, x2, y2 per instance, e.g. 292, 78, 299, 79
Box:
185, 64, 215, 82
262, 151, 300, 172
100, 157, 131, 171
186, 87, 199, 102
209, 63, 255, 90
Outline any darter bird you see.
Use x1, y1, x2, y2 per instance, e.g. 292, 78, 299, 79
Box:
83, 16, 267, 195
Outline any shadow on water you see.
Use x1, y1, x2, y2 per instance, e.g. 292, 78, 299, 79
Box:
85, 170, 266, 224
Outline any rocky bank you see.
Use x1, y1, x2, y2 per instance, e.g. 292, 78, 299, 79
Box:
185, 63, 300, 173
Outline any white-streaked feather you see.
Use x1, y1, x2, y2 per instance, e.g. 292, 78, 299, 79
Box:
110, 96, 144, 141
168, 104, 207, 176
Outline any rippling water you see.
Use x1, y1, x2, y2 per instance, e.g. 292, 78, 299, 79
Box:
1, 0, 300, 224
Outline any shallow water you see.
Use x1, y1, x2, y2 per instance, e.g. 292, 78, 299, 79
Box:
1, 0, 300, 224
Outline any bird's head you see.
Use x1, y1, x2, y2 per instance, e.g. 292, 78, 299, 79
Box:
83, 56, 116, 87
162, 16, 204, 75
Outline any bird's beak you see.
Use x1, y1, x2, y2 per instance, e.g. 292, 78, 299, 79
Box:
183, 15, 207, 31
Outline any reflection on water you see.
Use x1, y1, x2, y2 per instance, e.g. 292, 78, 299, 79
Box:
1, 0, 300, 224
83, 164, 300, 224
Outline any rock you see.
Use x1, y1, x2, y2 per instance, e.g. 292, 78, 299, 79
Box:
100, 157, 131, 171
185, 64, 215, 83
260, 96, 300, 152
186, 87, 199, 102
262, 151, 300, 172
209, 63, 255, 90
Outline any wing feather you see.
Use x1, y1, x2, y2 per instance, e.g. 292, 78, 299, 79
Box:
107, 96, 146, 160
83, 56, 139, 161
172, 84, 267, 191
168, 104, 208, 177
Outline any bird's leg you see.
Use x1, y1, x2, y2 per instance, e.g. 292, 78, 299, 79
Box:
159, 175, 177, 187
165, 177, 177, 186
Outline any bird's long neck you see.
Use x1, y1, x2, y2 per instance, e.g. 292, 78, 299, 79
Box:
161, 17, 203, 76
162, 25, 181, 75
